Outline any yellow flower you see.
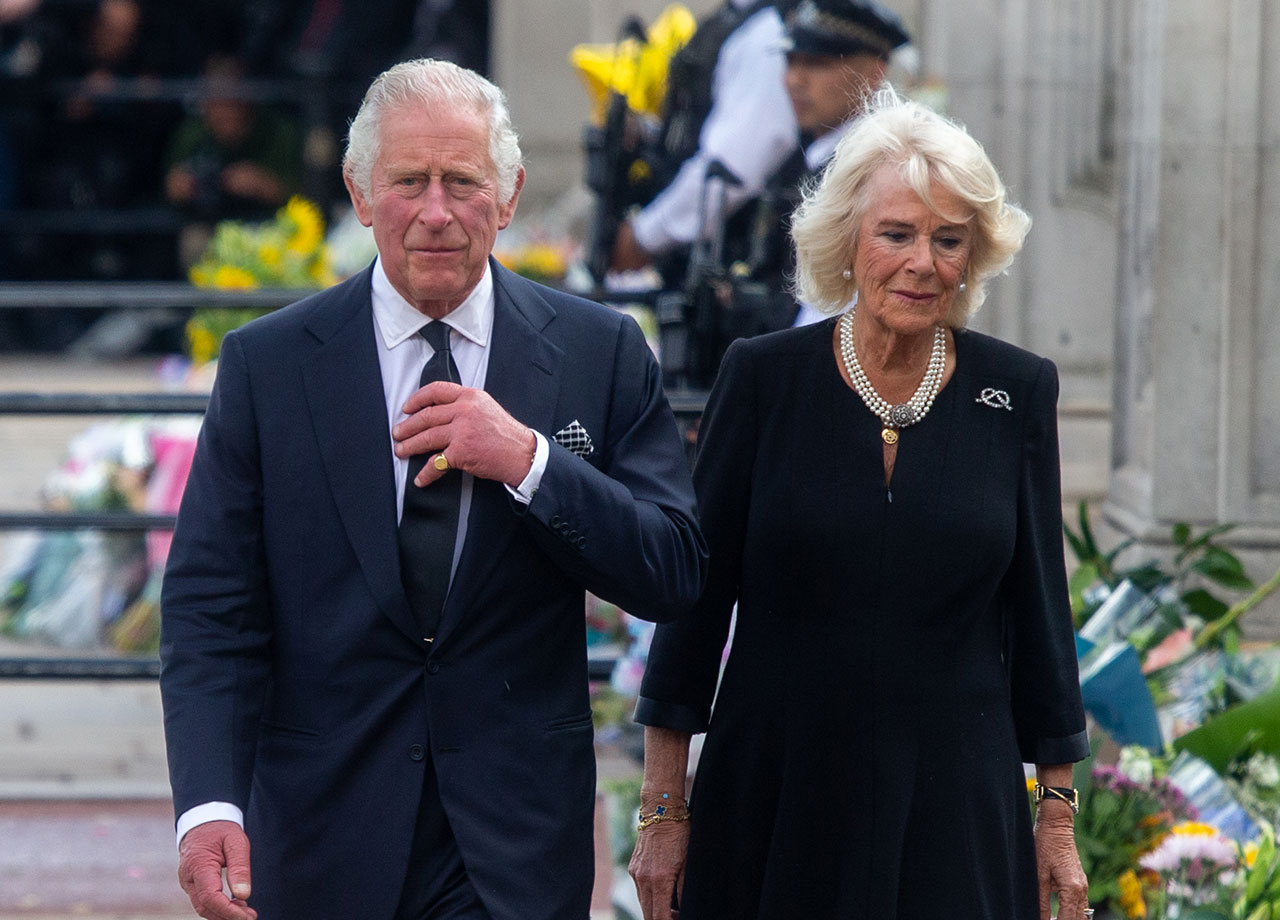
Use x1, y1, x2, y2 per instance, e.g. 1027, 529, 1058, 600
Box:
259, 242, 283, 270
1117, 869, 1146, 919
307, 253, 337, 287
1171, 821, 1220, 837
495, 242, 568, 283
1243, 840, 1259, 868
284, 195, 325, 255
210, 265, 259, 290
186, 322, 218, 366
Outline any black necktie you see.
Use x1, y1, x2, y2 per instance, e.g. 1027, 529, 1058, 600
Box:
398, 321, 461, 642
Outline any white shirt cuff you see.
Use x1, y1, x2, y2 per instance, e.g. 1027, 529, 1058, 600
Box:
505, 430, 548, 505
630, 206, 670, 255
175, 801, 244, 848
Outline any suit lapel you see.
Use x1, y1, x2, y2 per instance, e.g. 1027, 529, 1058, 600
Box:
300, 269, 421, 644
435, 262, 564, 642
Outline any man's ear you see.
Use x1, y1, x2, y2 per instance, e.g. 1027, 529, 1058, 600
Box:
344, 171, 373, 227
497, 167, 525, 230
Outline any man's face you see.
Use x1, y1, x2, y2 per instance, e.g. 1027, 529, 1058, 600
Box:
784, 52, 887, 134
345, 103, 523, 318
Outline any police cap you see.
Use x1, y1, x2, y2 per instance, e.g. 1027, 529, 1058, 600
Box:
783, 0, 911, 60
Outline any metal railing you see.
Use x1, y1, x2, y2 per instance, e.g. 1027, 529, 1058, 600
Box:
0, 282, 706, 680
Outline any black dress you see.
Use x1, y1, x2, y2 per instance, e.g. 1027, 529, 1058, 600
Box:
636, 318, 1089, 919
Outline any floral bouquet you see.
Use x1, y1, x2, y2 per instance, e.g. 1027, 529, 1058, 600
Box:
1131, 819, 1280, 919
186, 195, 338, 363
494, 240, 572, 285
1138, 821, 1241, 917
1072, 747, 1198, 910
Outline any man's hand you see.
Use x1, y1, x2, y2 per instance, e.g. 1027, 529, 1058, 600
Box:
611, 220, 653, 273
177, 821, 257, 920
629, 820, 689, 920
394, 382, 536, 488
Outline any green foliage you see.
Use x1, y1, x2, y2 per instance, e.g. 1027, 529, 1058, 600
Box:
1175, 684, 1280, 776
602, 776, 643, 867
1073, 748, 1192, 908
1236, 823, 1280, 920
1064, 501, 1255, 653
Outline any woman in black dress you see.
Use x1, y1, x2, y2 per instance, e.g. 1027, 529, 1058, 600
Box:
629, 87, 1091, 920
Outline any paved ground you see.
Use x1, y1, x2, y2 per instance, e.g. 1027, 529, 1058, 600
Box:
0, 799, 188, 917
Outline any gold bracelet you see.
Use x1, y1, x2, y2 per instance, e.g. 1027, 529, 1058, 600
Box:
1033, 783, 1079, 815
637, 809, 691, 831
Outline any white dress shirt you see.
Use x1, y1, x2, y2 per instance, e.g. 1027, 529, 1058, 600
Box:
793, 121, 857, 328
174, 259, 549, 845
631, 1, 798, 255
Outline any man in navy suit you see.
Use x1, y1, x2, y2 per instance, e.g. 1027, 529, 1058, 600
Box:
159, 58, 707, 920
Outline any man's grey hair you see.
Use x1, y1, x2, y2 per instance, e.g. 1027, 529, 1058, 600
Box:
343, 58, 523, 203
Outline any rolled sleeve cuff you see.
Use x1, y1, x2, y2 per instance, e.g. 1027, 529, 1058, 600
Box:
504, 430, 548, 505
175, 801, 244, 848
1019, 729, 1090, 766
634, 695, 709, 735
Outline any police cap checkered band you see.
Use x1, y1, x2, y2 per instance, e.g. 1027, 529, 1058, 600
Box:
784, 0, 911, 59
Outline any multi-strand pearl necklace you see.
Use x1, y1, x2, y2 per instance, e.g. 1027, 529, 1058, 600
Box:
838, 309, 946, 445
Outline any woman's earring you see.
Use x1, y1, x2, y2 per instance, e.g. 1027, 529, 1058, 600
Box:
842, 268, 852, 280
958, 280, 967, 292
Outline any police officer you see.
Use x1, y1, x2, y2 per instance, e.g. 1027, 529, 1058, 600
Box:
609, 0, 800, 280
752, 0, 912, 326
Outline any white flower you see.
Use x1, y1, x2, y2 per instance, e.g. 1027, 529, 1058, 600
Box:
1118, 745, 1155, 785
1245, 753, 1280, 790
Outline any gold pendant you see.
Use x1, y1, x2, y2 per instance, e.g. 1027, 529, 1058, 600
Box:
881, 427, 899, 445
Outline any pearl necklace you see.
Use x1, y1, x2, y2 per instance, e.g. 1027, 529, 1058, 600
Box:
838, 309, 946, 445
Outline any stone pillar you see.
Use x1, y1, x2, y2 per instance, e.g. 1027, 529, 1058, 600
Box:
917, 0, 1120, 499
1106, 0, 1280, 636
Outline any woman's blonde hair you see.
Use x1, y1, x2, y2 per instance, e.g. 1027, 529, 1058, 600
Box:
790, 86, 1031, 326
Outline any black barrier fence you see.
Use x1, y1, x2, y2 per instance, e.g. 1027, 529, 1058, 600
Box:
0, 283, 706, 680
0, 73, 356, 236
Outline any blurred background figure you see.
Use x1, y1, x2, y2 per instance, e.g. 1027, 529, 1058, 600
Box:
608, 0, 800, 286
164, 53, 301, 267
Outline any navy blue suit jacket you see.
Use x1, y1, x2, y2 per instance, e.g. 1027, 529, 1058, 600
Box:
160, 260, 706, 919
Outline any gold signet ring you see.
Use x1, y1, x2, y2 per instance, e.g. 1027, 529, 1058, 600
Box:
433, 454, 450, 472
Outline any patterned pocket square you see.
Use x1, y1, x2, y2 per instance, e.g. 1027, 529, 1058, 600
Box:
553, 420, 594, 458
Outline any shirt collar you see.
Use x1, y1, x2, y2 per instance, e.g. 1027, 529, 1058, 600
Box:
371, 257, 494, 350
805, 120, 852, 171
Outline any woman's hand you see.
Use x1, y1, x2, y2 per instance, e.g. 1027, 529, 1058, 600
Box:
1035, 803, 1089, 920
629, 819, 690, 920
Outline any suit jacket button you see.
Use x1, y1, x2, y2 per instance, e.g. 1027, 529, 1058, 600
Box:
576, 536, 587, 549
409, 744, 425, 761
566, 529, 578, 541
550, 514, 563, 527
427, 662, 440, 675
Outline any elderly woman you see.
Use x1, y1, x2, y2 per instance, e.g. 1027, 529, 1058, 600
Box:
629, 89, 1091, 920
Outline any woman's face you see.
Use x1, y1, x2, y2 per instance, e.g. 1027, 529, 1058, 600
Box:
851, 163, 974, 335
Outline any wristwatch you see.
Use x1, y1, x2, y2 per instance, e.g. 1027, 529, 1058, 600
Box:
1033, 783, 1079, 814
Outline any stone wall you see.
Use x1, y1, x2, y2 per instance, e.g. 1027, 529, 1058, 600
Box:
488, 0, 1280, 633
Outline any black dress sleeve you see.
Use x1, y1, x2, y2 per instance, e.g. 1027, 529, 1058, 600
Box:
635, 338, 761, 734
1006, 357, 1090, 764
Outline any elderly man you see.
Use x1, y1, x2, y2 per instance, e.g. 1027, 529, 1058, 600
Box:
160, 58, 707, 920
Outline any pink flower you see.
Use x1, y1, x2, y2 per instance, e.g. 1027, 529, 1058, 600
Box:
1139, 832, 1238, 881
1142, 627, 1194, 673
